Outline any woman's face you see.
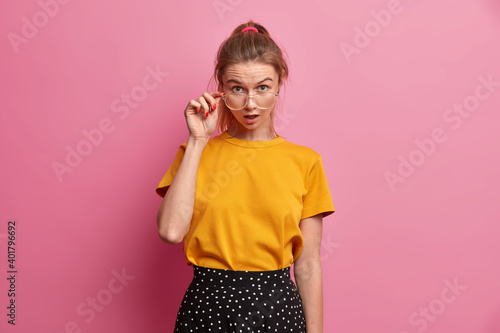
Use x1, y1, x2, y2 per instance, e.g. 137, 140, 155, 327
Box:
221, 62, 280, 136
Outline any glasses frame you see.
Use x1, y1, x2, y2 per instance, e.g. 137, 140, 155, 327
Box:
222, 90, 279, 111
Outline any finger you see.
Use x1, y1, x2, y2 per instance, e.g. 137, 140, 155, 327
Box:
209, 91, 225, 98
204, 92, 224, 109
189, 100, 201, 114
197, 97, 210, 116
201, 94, 214, 111
211, 91, 225, 110
208, 91, 224, 106
216, 91, 224, 102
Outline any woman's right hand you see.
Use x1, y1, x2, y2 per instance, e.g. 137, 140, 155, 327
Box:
184, 91, 224, 142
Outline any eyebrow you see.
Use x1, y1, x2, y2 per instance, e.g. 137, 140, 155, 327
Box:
226, 78, 273, 85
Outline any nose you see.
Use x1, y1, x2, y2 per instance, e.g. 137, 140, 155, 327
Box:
245, 94, 257, 110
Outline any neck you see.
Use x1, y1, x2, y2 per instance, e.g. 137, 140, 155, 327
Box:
227, 123, 277, 141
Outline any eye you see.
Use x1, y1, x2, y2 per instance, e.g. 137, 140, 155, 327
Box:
257, 85, 269, 91
232, 86, 244, 93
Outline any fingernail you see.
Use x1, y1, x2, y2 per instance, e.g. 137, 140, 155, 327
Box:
219, 91, 224, 94
205, 112, 208, 117
213, 104, 217, 110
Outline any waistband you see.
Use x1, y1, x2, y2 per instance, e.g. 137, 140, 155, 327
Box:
191, 265, 292, 287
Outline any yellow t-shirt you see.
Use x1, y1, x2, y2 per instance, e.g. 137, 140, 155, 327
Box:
155, 130, 335, 271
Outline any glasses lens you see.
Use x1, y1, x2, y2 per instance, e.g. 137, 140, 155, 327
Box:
225, 93, 247, 110
225, 91, 276, 110
254, 91, 276, 108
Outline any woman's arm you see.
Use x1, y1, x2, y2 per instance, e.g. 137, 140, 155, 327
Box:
293, 213, 324, 333
156, 136, 208, 244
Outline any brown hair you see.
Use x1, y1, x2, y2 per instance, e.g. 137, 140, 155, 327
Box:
209, 20, 290, 138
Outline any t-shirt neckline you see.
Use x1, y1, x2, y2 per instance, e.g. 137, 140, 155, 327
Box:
220, 130, 285, 148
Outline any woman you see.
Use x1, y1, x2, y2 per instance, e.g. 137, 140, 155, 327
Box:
156, 20, 335, 333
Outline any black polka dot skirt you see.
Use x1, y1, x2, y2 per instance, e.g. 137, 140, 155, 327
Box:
173, 264, 306, 332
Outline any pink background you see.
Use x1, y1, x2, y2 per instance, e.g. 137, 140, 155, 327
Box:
1, 0, 500, 332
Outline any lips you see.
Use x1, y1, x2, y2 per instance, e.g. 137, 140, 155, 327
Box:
243, 114, 259, 123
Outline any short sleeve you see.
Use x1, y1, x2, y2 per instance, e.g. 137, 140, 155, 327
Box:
301, 155, 335, 220
155, 141, 187, 198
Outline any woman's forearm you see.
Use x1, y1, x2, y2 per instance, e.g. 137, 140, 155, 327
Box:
157, 136, 207, 244
295, 259, 323, 333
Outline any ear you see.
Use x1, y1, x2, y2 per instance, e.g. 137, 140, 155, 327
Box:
217, 75, 224, 92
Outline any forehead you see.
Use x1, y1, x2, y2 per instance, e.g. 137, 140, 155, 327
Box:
223, 62, 277, 84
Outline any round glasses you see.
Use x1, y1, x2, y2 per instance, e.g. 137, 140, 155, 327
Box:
222, 90, 279, 110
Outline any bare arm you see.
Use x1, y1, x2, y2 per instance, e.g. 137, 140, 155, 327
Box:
294, 213, 324, 333
156, 136, 208, 244
156, 91, 223, 244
